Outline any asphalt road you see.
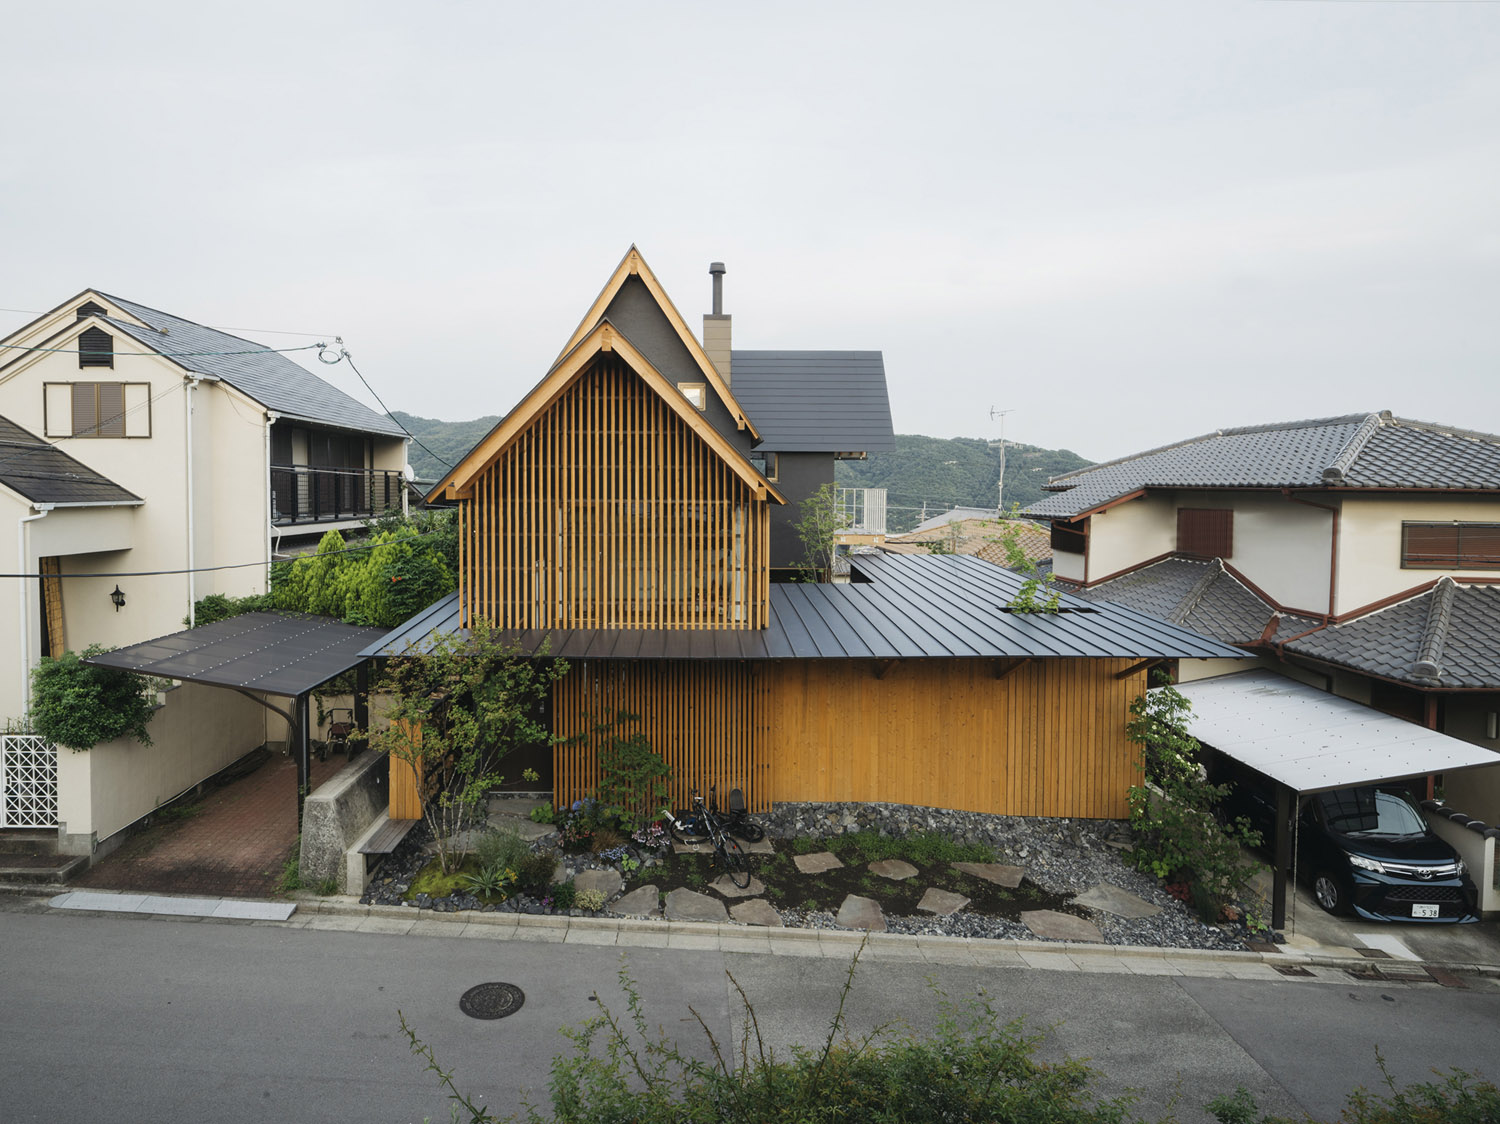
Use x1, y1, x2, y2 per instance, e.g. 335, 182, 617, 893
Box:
1, 906, 1496, 1124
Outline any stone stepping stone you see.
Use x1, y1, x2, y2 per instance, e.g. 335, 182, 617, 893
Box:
710, 875, 765, 899
1021, 909, 1103, 943
835, 894, 886, 931
916, 887, 969, 916
574, 868, 623, 899
607, 884, 662, 917
482, 818, 554, 842
868, 859, 918, 881
793, 851, 844, 874
730, 899, 783, 927
950, 861, 1024, 888
664, 887, 728, 923
1073, 882, 1161, 919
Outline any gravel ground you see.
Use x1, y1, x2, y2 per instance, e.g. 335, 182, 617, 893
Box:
359, 801, 1254, 950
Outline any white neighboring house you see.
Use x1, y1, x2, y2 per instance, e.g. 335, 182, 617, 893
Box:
0, 291, 409, 840
1024, 411, 1500, 816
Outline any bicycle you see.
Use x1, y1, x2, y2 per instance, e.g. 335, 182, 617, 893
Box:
664, 788, 750, 889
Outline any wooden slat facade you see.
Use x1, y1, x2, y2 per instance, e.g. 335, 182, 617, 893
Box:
547, 657, 1148, 820
553, 660, 769, 813
457, 358, 769, 631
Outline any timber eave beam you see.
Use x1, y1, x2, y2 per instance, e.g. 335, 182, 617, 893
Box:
1113, 658, 1164, 681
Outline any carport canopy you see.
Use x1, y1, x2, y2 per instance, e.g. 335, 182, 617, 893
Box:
86, 612, 391, 815
1169, 669, 1500, 927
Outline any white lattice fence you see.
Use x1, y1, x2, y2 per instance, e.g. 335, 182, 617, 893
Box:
1, 734, 59, 828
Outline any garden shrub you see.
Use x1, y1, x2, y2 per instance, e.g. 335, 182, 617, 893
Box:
474, 825, 530, 875
189, 591, 274, 627
1125, 675, 1263, 923
575, 888, 605, 912
28, 645, 156, 749
514, 852, 558, 895
548, 881, 576, 911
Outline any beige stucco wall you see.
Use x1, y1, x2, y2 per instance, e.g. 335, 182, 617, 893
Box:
1174, 657, 1251, 684
1336, 495, 1500, 616
1210, 493, 1332, 615
53, 680, 273, 853
1052, 547, 1085, 583
1085, 494, 1174, 581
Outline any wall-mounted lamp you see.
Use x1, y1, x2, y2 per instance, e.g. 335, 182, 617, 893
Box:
1488, 712, 1497, 740
110, 585, 125, 611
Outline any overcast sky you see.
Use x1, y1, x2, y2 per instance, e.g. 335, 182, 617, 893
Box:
3, 1, 1497, 463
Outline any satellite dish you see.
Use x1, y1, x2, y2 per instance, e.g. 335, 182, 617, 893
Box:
402, 464, 415, 482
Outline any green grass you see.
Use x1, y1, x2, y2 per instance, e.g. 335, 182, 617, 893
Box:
405, 856, 483, 901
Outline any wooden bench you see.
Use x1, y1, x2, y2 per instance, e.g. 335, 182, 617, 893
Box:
346, 812, 418, 892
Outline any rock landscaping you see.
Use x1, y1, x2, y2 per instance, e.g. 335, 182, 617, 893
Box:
357, 798, 1254, 950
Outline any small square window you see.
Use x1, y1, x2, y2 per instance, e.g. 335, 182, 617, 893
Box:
678, 383, 706, 410
751, 451, 779, 482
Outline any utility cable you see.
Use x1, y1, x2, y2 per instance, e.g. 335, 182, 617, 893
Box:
318, 341, 454, 471
0, 341, 325, 358
0, 524, 452, 580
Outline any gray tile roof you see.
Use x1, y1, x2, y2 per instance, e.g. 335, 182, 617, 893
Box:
362, 554, 1244, 662
1025, 412, 1500, 518
730, 351, 895, 454
97, 294, 407, 438
0, 415, 141, 506
1283, 580, 1500, 689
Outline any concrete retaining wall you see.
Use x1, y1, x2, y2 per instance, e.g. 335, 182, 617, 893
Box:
1421, 800, 1499, 919
299, 750, 389, 891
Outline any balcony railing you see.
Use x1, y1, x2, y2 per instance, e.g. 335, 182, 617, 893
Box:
837, 487, 887, 536
271, 464, 404, 526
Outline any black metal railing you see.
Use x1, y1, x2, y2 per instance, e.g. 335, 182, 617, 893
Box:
271, 465, 404, 525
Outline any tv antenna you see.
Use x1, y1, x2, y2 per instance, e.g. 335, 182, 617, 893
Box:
988, 408, 1014, 516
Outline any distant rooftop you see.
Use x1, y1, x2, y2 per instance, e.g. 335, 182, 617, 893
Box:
1026, 412, 1500, 519
97, 293, 407, 439
730, 351, 895, 455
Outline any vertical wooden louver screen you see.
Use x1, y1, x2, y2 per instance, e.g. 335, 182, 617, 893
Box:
553, 660, 770, 813
459, 358, 769, 629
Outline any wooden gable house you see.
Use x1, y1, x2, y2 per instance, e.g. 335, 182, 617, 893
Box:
388, 248, 1244, 819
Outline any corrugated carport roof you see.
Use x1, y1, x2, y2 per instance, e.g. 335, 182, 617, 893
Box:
1170, 670, 1500, 795
361, 555, 1246, 662
86, 612, 389, 697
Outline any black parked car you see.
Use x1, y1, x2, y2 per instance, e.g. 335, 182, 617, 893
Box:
1213, 763, 1478, 922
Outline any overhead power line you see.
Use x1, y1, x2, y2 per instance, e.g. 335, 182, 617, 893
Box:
320, 342, 454, 472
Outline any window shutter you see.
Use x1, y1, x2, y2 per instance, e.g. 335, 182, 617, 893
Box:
78, 327, 114, 369
1458, 524, 1500, 567
43, 384, 73, 437
1177, 508, 1233, 558
97, 382, 126, 436
124, 383, 151, 437
72, 384, 97, 435
1402, 523, 1458, 567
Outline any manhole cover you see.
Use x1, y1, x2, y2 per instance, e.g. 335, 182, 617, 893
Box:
459, 982, 525, 1020
1272, 964, 1314, 977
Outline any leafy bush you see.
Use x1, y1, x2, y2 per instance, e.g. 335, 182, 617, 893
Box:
189, 591, 275, 627
459, 865, 518, 901
1125, 676, 1263, 923
529, 801, 556, 824
514, 852, 559, 895
474, 826, 531, 874
548, 881, 576, 911
596, 722, 673, 828
575, 888, 605, 912
28, 646, 156, 749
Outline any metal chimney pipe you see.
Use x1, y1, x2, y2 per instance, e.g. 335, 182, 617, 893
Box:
709, 262, 726, 315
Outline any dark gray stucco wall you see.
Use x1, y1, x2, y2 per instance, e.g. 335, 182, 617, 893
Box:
768, 452, 836, 570
603, 276, 751, 457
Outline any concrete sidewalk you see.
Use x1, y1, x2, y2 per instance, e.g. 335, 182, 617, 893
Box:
40, 887, 1500, 985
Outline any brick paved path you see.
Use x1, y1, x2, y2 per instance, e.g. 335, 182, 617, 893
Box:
74, 750, 347, 898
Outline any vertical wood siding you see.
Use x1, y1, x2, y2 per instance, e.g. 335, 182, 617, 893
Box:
459, 358, 769, 630
761, 658, 1146, 820
552, 660, 771, 813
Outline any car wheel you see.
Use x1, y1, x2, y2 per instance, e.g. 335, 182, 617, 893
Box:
1313, 872, 1349, 915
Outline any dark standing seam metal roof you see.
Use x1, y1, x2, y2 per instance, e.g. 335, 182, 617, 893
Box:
359, 556, 1245, 661
0, 414, 141, 505
729, 351, 895, 454
95, 293, 408, 439
85, 612, 390, 697
1024, 413, 1500, 519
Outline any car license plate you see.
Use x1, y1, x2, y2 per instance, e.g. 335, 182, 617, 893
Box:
1412, 903, 1440, 919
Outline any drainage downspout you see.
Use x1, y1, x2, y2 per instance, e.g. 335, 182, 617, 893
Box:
1282, 490, 1339, 620
265, 411, 279, 590
17, 506, 51, 709
184, 377, 202, 627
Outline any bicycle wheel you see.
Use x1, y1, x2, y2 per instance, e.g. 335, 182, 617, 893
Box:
731, 819, 766, 843
668, 811, 709, 845
720, 836, 751, 889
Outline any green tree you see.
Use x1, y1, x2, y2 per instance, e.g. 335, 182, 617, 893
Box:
795, 481, 849, 583
373, 621, 568, 873
28, 646, 156, 749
